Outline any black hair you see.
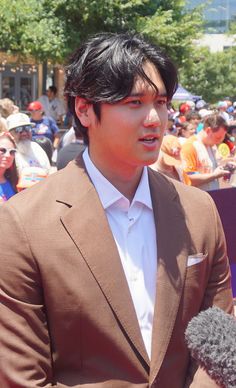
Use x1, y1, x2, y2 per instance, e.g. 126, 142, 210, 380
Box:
73, 126, 84, 140
64, 33, 178, 145
48, 85, 57, 95
33, 137, 53, 164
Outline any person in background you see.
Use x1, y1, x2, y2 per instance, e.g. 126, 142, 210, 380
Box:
0, 98, 19, 119
47, 85, 66, 127
151, 134, 191, 185
6, 113, 50, 175
178, 122, 196, 145
27, 100, 60, 148
0, 114, 7, 133
217, 101, 230, 125
0, 32, 233, 388
0, 132, 18, 203
0, 99, 19, 133
195, 99, 208, 115
181, 113, 231, 191
177, 102, 191, 124
185, 110, 201, 131
27, 100, 59, 163
56, 126, 85, 170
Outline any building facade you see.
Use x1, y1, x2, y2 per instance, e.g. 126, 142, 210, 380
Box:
188, 0, 236, 33
0, 54, 64, 112
187, 0, 236, 52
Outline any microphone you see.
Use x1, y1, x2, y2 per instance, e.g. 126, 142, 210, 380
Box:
185, 306, 236, 388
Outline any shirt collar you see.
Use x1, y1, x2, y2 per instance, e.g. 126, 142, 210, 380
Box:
82, 148, 153, 210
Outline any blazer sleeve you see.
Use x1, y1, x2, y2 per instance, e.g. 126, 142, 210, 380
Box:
185, 194, 234, 387
0, 202, 54, 387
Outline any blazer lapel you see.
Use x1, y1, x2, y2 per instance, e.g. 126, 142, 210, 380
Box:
147, 170, 191, 384
58, 158, 149, 366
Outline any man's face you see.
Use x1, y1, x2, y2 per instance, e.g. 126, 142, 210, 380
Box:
47, 89, 54, 100
10, 126, 32, 144
206, 126, 227, 146
82, 62, 168, 178
30, 110, 43, 121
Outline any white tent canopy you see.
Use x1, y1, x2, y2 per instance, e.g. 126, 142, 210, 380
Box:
172, 84, 201, 101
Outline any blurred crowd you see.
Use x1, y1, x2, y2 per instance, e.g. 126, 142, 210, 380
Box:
0, 92, 236, 204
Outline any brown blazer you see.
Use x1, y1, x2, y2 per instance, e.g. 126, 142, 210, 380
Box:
0, 156, 233, 387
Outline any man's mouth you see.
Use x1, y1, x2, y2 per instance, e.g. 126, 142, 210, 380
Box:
139, 135, 160, 144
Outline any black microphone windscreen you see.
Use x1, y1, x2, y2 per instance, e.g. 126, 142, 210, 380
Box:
185, 306, 236, 388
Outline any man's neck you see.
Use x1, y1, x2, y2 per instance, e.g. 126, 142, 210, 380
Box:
107, 172, 143, 203
88, 153, 143, 202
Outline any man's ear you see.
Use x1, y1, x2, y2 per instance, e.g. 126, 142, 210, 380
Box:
205, 126, 211, 134
75, 97, 91, 127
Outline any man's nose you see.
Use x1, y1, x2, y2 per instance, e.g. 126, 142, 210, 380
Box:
143, 107, 161, 127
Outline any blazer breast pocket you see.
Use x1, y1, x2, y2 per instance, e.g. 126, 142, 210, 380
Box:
187, 253, 208, 267
185, 253, 208, 281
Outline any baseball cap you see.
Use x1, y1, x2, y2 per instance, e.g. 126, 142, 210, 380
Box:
161, 135, 182, 167
27, 101, 43, 111
195, 100, 207, 110
198, 109, 214, 119
6, 113, 34, 131
217, 101, 228, 109
179, 103, 191, 114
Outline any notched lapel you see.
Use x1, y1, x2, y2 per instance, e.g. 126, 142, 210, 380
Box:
60, 165, 149, 366
148, 171, 192, 383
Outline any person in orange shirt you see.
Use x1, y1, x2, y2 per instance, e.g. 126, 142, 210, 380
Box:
181, 113, 231, 191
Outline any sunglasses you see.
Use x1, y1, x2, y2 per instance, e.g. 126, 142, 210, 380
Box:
12, 125, 32, 133
0, 147, 17, 156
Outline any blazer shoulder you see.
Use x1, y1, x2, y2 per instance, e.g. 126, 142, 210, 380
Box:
148, 167, 215, 209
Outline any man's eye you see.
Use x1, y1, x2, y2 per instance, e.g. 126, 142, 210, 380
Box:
128, 100, 142, 106
156, 100, 167, 106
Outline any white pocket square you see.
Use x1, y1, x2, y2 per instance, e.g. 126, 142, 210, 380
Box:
187, 253, 207, 267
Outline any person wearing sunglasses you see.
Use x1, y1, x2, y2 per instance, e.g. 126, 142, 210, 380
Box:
0, 132, 18, 203
6, 112, 50, 175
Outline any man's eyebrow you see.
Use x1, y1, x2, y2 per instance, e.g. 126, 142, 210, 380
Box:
128, 91, 167, 98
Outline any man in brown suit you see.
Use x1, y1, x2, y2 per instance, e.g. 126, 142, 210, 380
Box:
0, 33, 233, 387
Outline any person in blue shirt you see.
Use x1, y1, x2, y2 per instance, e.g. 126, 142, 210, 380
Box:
27, 101, 60, 148
0, 132, 18, 203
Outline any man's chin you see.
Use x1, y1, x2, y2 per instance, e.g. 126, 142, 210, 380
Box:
144, 153, 160, 166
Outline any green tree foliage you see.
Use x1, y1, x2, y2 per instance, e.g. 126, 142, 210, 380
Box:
0, 0, 203, 65
138, 0, 204, 66
0, 0, 65, 62
180, 46, 236, 103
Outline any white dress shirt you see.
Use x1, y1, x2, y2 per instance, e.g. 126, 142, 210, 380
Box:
83, 148, 157, 359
